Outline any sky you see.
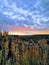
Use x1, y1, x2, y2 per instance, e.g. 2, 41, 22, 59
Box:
0, 0, 49, 35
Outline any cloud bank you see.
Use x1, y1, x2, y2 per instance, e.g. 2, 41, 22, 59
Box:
0, 0, 49, 31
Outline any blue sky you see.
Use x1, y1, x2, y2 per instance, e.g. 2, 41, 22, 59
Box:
0, 0, 49, 32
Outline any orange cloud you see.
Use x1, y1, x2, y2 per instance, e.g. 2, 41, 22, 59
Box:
0, 24, 36, 31
0, 24, 49, 35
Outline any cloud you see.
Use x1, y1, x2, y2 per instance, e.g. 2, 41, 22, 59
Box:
0, 24, 36, 32
0, 0, 49, 31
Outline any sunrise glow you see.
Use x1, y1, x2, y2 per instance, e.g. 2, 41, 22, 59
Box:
8, 30, 49, 35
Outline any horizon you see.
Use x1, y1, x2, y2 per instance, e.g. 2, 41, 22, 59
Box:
0, 30, 49, 35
